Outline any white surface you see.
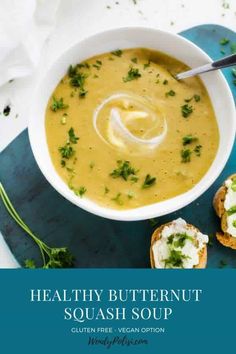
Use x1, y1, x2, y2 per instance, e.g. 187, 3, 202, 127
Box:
0, 0, 236, 267
0, 0, 59, 86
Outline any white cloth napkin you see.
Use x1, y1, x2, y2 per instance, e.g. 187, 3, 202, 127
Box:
0, 0, 60, 87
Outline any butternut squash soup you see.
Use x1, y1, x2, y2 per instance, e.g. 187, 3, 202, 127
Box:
45, 48, 219, 210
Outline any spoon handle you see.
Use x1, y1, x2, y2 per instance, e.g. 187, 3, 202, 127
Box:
176, 53, 236, 80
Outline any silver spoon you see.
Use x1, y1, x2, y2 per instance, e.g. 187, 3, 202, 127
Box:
176, 53, 236, 80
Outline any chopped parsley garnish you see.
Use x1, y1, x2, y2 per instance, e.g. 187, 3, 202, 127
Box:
104, 186, 110, 194
167, 233, 194, 248
70, 72, 87, 88
185, 94, 200, 103
89, 161, 95, 170
219, 260, 227, 268
110, 160, 138, 181
93, 60, 102, 70
181, 104, 193, 118
59, 128, 78, 159
50, 97, 68, 112
127, 191, 134, 199
231, 178, 236, 192
123, 67, 141, 82
222, 1, 229, 9
111, 193, 123, 205
68, 127, 79, 144
232, 68, 236, 78
77, 62, 90, 69
163, 79, 168, 85
142, 174, 156, 189
24, 259, 36, 269
130, 176, 139, 183
3, 105, 11, 116
232, 220, 236, 228
182, 134, 198, 145
111, 49, 123, 57
231, 43, 236, 54
164, 249, 189, 268
227, 206, 236, 215
181, 149, 192, 163
68, 64, 88, 97
148, 218, 159, 227
193, 94, 201, 102
79, 88, 88, 98
165, 89, 176, 97
194, 144, 202, 156
59, 144, 74, 159
131, 57, 138, 63
219, 37, 230, 45
74, 186, 87, 198
143, 60, 151, 69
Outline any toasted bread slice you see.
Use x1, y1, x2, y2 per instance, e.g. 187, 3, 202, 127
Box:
213, 174, 236, 249
150, 221, 207, 269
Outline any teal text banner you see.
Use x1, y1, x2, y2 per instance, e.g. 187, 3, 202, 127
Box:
0, 269, 235, 354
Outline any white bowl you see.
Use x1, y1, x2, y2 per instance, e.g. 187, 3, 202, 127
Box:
28, 27, 236, 221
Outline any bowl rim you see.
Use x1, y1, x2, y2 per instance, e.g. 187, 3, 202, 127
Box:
28, 26, 236, 221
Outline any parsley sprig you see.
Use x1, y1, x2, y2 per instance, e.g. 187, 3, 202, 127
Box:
110, 160, 138, 181
50, 97, 68, 112
123, 67, 141, 82
0, 183, 74, 268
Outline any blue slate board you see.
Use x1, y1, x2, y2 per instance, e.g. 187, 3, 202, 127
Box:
0, 24, 236, 268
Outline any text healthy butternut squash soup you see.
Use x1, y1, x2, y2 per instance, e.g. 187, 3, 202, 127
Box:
45, 48, 219, 210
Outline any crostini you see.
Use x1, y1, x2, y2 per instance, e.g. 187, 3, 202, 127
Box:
213, 174, 236, 250
150, 218, 208, 269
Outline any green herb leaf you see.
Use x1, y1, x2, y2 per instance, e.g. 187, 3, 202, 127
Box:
123, 67, 141, 82
227, 205, 236, 215
24, 259, 36, 269
163, 79, 168, 85
231, 43, 236, 54
219, 259, 227, 268
111, 49, 123, 57
181, 149, 192, 163
131, 57, 138, 63
182, 134, 198, 145
193, 94, 201, 102
164, 249, 189, 268
148, 218, 159, 227
104, 186, 110, 194
181, 104, 193, 118
3, 105, 11, 116
50, 97, 68, 112
58, 144, 74, 159
231, 178, 236, 192
232, 68, 236, 78
194, 144, 202, 156
142, 174, 156, 189
111, 193, 123, 205
110, 160, 138, 181
74, 186, 87, 198
0, 183, 74, 268
167, 233, 194, 248
165, 89, 176, 97
68, 127, 79, 144
143, 60, 151, 69
219, 37, 230, 45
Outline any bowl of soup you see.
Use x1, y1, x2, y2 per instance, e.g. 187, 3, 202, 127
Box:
28, 27, 235, 221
